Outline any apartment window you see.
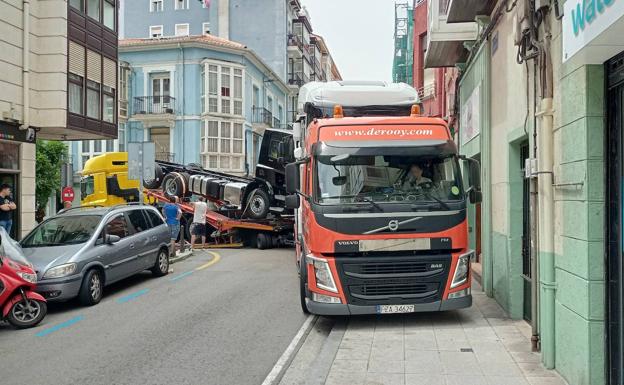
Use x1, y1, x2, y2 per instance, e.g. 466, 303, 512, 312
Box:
69, 74, 84, 115
174, 0, 188, 10
94, 140, 102, 153
70, 0, 84, 11
278, 105, 283, 123
175, 23, 189, 37
150, 25, 163, 38
87, 81, 101, 119
208, 65, 218, 113
233, 69, 243, 115
150, 0, 163, 12
203, 22, 211, 35
202, 120, 244, 172
103, 86, 115, 123
118, 124, 126, 152
267, 96, 273, 113
201, 67, 206, 113
119, 65, 129, 118
205, 62, 244, 116
106, 140, 115, 152
103, 0, 115, 31
87, 0, 100, 21
82, 140, 91, 153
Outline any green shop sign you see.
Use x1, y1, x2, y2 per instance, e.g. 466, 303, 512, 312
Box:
571, 0, 616, 35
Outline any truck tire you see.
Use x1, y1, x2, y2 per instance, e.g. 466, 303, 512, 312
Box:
257, 233, 270, 250
245, 189, 270, 219
162, 172, 190, 200
143, 164, 164, 189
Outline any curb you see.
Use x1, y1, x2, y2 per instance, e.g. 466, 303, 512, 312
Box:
170, 249, 193, 264
261, 315, 318, 385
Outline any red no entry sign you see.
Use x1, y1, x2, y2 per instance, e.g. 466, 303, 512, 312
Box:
62, 186, 75, 202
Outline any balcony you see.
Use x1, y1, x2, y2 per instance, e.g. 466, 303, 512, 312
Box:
446, 0, 495, 23
288, 34, 304, 58
132, 96, 177, 116
156, 152, 175, 162
252, 107, 273, 128
288, 72, 309, 87
424, 0, 479, 68
417, 83, 436, 100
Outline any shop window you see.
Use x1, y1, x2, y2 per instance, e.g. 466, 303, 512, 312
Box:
0, 142, 19, 170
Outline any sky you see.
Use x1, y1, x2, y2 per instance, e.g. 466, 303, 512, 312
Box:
301, 0, 395, 82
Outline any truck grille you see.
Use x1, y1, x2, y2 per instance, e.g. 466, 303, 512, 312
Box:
335, 255, 451, 306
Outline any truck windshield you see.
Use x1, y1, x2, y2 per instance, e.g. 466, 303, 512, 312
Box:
81, 176, 94, 197
21, 215, 101, 247
316, 154, 463, 205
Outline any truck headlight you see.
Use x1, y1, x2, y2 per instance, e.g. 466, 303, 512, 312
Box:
17, 271, 37, 283
450, 252, 472, 288
306, 254, 338, 293
44, 263, 77, 279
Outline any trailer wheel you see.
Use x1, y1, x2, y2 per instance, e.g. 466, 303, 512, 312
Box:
245, 189, 270, 220
143, 164, 164, 189
162, 172, 190, 199
257, 233, 272, 250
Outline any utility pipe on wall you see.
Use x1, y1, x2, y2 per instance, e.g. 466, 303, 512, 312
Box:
536, 11, 556, 369
21, 0, 30, 131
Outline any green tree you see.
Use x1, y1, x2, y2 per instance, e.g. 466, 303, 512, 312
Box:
35, 140, 68, 222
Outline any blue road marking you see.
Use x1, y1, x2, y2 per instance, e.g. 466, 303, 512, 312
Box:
117, 288, 150, 304
35, 315, 84, 337
169, 270, 194, 282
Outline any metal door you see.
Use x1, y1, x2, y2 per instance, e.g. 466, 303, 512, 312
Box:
607, 52, 624, 385
520, 143, 532, 321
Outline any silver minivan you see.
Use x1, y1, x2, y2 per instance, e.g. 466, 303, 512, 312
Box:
20, 205, 171, 306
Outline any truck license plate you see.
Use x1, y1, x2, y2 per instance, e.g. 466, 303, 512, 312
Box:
377, 304, 415, 314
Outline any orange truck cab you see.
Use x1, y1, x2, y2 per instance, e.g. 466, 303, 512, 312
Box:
284, 81, 482, 315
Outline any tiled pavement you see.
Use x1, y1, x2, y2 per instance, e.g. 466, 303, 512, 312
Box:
324, 285, 568, 385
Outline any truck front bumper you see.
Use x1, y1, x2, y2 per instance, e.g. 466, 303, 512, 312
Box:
305, 295, 472, 316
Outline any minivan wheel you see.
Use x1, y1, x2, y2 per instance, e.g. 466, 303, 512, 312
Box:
79, 269, 103, 306
152, 249, 170, 277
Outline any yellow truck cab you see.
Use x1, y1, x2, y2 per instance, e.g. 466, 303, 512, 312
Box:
81, 152, 141, 207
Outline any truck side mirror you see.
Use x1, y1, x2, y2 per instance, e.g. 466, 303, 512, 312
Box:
285, 194, 300, 209
468, 158, 481, 191
285, 163, 300, 194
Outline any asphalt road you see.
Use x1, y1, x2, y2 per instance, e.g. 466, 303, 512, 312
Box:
0, 247, 307, 385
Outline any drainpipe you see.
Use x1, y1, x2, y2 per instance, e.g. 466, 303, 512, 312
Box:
20, 0, 30, 131
535, 13, 556, 370
178, 43, 185, 164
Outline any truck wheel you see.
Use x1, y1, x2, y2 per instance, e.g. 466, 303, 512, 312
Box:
257, 233, 269, 250
162, 172, 189, 199
143, 164, 164, 189
245, 189, 270, 219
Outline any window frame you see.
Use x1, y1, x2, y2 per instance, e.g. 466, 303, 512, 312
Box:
175, 23, 190, 37
103, 0, 116, 31
70, 0, 84, 12
87, 0, 101, 22
150, 25, 164, 38
68, 73, 84, 115
202, 22, 211, 35
150, 0, 164, 12
86, 79, 101, 120
203, 61, 244, 117
201, 119, 245, 173
174, 0, 189, 10
102, 85, 116, 124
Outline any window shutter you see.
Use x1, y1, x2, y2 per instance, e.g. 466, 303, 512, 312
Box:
87, 50, 102, 83
69, 41, 85, 77
103, 58, 116, 88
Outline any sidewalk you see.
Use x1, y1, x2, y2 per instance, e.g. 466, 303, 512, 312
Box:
324, 284, 568, 385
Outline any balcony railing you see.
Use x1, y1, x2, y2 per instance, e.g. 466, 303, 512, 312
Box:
156, 152, 175, 162
252, 107, 273, 126
133, 96, 177, 115
288, 34, 303, 51
288, 72, 308, 87
417, 83, 436, 100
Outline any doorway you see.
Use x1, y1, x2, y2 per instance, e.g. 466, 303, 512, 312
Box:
606, 52, 624, 385
0, 173, 18, 239
151, 75, 171, 113
150, 127, 171, 162
520, 142, 532, 321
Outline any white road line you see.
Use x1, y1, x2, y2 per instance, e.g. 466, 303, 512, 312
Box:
261, 314, 318, 385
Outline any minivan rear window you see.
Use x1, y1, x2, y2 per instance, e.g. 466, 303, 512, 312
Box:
126, 209, 151, 234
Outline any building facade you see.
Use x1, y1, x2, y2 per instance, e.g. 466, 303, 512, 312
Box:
0, 0, 118, 238
422, 0, 624, 384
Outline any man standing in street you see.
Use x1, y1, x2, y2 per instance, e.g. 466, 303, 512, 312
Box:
0, 184, 17, 236
190, 197, 208, 250
162, 196, 182, 257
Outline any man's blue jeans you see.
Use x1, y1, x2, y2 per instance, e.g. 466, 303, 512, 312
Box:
0, 220, 13, 236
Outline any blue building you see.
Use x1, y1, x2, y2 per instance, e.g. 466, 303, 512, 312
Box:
120, 0, 290, 82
